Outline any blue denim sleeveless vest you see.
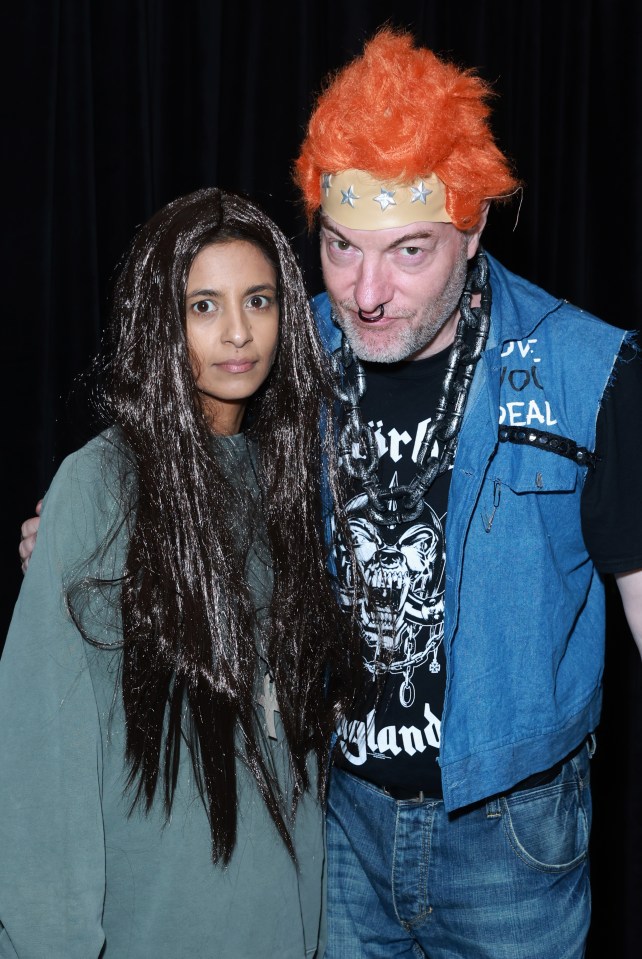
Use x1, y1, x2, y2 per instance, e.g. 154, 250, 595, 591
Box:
313, 254, 628, 811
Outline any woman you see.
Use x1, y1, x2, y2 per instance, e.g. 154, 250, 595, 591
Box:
0, 188, 358, 958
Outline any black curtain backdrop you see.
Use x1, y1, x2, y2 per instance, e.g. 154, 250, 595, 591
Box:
3, 2, 641, 955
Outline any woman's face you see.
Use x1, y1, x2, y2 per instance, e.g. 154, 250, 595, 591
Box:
185, 240, 280, 434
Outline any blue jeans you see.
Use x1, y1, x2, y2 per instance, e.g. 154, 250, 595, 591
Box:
326, 742, 593, 958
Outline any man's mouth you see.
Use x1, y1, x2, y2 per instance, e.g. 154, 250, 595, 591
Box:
350, 307, 389, 325
357, 305, 385, 323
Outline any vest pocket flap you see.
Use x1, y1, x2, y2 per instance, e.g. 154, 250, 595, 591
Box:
498, 447, 579, 493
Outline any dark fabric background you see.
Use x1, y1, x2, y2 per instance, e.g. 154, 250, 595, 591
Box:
2, 2, 641, 954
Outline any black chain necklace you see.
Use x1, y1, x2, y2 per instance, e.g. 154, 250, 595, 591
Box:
330, 249, 492, 526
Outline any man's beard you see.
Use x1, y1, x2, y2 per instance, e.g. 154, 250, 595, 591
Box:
328, 244, 470, 364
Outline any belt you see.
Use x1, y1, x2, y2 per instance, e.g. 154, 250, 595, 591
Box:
377, 740, 586, 805
509, 758, 567, 792
507, 739, 587, 793
381, 784, 442, 802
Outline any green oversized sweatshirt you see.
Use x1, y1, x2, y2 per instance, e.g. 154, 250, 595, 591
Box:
0, 431, 326, 958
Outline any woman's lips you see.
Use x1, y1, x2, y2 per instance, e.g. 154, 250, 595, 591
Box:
216, 360, 257, 373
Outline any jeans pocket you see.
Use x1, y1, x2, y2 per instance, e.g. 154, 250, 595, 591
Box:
499, 768, 591, 873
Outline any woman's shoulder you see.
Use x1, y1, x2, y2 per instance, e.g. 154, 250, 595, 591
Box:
41, 428, 132, 557
51, 428, 133, 504
57, 427, 130, 483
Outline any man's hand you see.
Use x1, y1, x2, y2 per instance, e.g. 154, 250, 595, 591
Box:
19, 500, 43, 574
615, 569, 642, 661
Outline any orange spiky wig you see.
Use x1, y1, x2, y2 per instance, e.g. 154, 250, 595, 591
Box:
295, 28, 519, 230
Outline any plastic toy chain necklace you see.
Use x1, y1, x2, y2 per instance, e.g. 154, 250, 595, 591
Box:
330, 249, 492, 526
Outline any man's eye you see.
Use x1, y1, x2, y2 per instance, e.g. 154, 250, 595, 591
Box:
331, 240, 351, 252
400, 246, 422, 256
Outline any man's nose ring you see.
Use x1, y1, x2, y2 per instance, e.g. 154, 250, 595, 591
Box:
357, 304, 385, 323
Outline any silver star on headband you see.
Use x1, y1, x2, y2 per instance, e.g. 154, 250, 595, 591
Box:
341, 185, 359, 207
321, 173, 332, 196
373, 187, 396, 211
410, 180, 433, 204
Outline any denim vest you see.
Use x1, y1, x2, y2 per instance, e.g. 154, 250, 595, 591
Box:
313, 254, 628, 811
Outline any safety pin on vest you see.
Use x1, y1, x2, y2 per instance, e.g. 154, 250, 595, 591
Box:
482, 479, 502, 533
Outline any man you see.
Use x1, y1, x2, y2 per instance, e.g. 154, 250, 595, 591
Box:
20, 27, 642, 959
293, 28, 642, 958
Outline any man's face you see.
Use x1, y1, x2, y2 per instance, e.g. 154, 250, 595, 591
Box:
319, 215, 484, 363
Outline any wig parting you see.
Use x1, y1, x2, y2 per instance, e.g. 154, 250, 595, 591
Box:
295, 27, 520, 230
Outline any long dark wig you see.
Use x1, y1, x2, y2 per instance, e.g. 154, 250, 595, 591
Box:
70, 187, 360, 863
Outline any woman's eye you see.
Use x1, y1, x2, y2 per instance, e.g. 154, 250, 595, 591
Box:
192, 299, 215, 314
247, 294, 272, 309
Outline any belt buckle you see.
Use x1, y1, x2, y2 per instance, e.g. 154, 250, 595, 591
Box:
383, 786, 425, 803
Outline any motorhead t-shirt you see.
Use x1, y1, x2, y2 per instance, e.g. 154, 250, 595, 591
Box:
334, 347, 452, 796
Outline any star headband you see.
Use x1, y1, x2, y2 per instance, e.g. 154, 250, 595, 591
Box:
319, 169, 452, 230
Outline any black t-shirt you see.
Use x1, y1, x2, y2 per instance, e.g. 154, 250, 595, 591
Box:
334, 340, 642, 795
581, 341, 642, 573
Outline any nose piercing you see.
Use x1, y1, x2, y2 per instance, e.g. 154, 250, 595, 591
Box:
357, 304, 385, 323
